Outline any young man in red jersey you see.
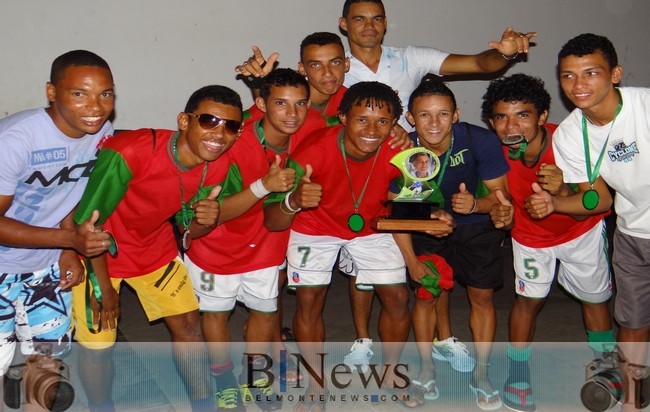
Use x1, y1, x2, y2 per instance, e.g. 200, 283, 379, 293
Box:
483, 73, 614, 412
73, 85, 251, 412
185, 69, 306, 411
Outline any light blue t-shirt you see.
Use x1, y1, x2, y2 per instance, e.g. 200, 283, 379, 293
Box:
344, 45, 450, 130
0, 108, 113, 273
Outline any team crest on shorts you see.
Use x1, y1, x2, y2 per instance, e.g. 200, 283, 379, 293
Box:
518, 280, 526, 292
292, 271, 300, 283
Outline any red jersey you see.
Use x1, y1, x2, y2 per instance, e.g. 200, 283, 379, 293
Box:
75, 129, 229, 277
186, 121, 309, 274
281, 125, 401, 240
506, 124, 609, 248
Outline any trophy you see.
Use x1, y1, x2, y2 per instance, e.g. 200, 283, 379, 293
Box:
372, 147, 452, 233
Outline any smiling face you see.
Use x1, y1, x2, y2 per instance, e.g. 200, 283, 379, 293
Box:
45, 65, 115, 138
489, 100, 547, 151
298, 43, 349, 105
406, 94, 458, 154
177, 100, 242, 167
559, 51, 622, 122
339, 2, 387, 50
256, 84, 310, 142
340, 99, 396, 159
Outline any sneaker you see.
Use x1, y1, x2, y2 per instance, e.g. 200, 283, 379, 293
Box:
240, 355, 282, 411
214, 371, 245, 411
241, 378, 282, 411
344, 338, 374, 373
432, 337, 476, 373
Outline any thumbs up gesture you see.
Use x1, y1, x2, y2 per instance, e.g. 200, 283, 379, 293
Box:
490, 189, 514, 229
192, 185, 222, 227
291, 164, 322, 210
451, 182, 477, 215
262, 155, 296, 193
72, 210, 112, 257
524, 182, 554, 219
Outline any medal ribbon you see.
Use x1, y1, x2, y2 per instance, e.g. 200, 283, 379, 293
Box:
339, 132, 381, 228
581, 92, 622, 187
171, 133, 208, 230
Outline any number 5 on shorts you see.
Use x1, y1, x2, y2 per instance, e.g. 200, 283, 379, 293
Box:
523, 258, 539, 280
297, 246, 311, 268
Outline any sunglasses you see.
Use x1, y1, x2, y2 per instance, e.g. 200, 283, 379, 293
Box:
187, 113, 242, 135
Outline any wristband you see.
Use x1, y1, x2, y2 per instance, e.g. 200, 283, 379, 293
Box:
250, 179, 270, 198
469, 199, 478, 214
501, 52, 519, 61
284, 191, 301, 213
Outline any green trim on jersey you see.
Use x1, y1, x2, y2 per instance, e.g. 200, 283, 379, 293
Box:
242, 109, 252, 121
264, 158, 306, 206
324, 115, 341, 127
173, 163, 242, 226
74, 148, 133, 225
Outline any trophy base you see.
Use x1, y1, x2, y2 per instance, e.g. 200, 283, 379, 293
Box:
386, 200, 440, 219
371, 217, 453, 233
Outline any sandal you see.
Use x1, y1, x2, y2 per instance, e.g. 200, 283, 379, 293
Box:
503, 382, 535, 412
282, 327, 296, 342
469, 384, 503, 411
411, 379, 439, 401
278, 353, 303, 385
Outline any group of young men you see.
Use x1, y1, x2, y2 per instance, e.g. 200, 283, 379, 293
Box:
1, 1, 648, 412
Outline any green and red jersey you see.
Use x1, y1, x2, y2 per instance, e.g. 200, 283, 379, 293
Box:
74, 129, 229, 277
267, 125, 401, 239
242, 86, 346, 138
506, 124, 609, 248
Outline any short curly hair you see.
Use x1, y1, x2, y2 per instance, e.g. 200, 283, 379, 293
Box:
481, 73, 550, 121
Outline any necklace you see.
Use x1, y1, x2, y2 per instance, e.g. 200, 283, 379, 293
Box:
170, 132, 208, 250
339, 131, 381, 232
521, 127, 547, 169
256, 120, 290, 166
580, 91, 622, 210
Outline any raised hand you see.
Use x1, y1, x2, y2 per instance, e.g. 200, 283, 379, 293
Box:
234, 45, 279, 78
72, 210, 111, 257
524, 182, 554, 219
291, 164, 322, 209
488, 27, 538, 57
490, 189, 514, 229
451, 182, 477, 214
192, 185, 222, 228
262, 155, 296, 193
536, 163, 565, 196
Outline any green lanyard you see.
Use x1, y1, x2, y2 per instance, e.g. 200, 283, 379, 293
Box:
580, 91, 622, 209
339, 131, 381, 232
434, 135, 454, 188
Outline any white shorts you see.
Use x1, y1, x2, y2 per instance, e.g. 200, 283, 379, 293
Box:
287, 231, 406, 288
185, 256, 279, 313
512, 220, 612, 302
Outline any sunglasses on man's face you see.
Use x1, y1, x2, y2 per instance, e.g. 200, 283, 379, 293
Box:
187, 113, 242, 135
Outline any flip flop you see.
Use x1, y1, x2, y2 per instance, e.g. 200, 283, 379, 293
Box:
411, 379, 439, 401
503, 382, 536, 412
470, 384, 503, 411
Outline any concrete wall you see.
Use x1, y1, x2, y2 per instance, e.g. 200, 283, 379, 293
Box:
1, 0, 648, 129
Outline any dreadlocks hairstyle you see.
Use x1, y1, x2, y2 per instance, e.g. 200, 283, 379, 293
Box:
481, 73, 550, 121
558, 33, 618, 69
259, 68, 310, 101
339, 81, 402, 120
